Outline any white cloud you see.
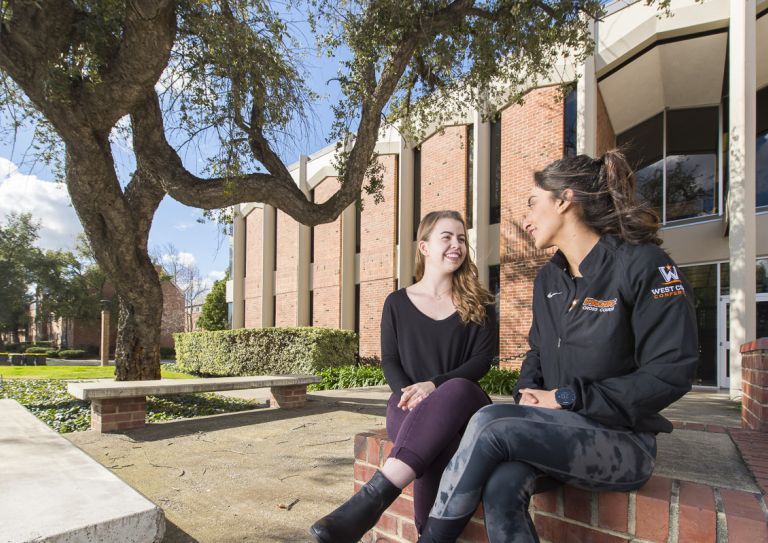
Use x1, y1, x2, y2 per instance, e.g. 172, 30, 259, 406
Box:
207, 270, 226, 281
0, 158, 82, 251
174, 222, 193, 231
161, 251, 197, 267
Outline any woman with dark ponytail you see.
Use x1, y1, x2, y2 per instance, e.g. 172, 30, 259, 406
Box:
417, 151, 699, 542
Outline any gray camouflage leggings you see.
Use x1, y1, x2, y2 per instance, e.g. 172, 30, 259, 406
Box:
425, 404, 656, 543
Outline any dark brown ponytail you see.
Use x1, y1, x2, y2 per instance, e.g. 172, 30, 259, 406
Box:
533, 149, 662, 245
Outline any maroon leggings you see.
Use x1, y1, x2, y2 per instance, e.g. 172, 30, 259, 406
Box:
385, 377, 491, 533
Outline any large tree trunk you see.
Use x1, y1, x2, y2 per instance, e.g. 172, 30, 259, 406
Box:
66, 133, 166, 381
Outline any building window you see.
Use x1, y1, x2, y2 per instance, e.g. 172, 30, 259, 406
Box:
617, 107, 719, 223
413, 148, 421, 240
356, 198, 361, 254
273, 212, 278, 272
757, 86, 768, 208
227, 302, 233, 329
309, 290, 314, 326
310, 189, 315, 264
490, 119, 501, 225
272, 295, 276, 327
564, 88, 577, 158
488, 264, 500, 358
243, 216, 248, 277
466, 124, 474, 229
354, 284, 360, 334
680, 264, 717, 387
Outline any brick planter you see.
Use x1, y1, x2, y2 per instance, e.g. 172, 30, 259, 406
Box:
269, 384, 308, 408
91, 398, 147, 432
741, 338, 768, 431
355, 430, 768, 543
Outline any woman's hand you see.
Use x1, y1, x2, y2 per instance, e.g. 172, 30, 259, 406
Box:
398, 381, 436, 411
518, 388, 561, 409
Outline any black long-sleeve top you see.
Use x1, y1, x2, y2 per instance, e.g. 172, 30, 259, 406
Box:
513, 235, 699, 434
380, 288, 496, 394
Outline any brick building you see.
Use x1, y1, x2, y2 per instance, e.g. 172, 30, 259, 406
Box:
229, 0, 768, 397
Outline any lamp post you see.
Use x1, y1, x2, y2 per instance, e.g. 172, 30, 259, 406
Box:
99, 300, 111, 367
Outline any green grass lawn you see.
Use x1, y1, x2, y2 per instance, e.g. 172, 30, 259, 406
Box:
0, 365, 195, 380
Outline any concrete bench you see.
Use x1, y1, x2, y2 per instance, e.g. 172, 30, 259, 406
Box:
0, 399, 164, 542
68, 375, 321, 432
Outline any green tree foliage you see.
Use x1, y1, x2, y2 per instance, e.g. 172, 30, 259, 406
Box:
0, 214, 104, 342
0, 213, 39, 341
196, 273, 229, 331
0, 0, 688, 378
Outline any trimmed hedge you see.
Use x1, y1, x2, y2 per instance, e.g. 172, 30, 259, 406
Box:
59, 349, 87, 359
174, 327, 358, 376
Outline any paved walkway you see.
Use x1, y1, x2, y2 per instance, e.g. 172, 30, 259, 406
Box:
61, 387, 760, 542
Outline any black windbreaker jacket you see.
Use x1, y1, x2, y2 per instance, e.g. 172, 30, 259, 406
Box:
513, 235, 699, 434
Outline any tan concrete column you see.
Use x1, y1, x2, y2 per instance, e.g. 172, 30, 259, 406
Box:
297, 156, 311, 326
577, 17, 597, 157
231, 205, 245, 329
340, 202, 356, 330
472, 109, 491, 288
261, 204, 276, 327
397, 137, 415, 288
728, 0, 757, 400
99, 301, 110, 367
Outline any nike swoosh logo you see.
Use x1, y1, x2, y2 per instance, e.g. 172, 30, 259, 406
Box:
547, 292, 563, 298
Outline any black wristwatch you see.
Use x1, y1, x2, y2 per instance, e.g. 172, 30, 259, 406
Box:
555, 387, 576, 410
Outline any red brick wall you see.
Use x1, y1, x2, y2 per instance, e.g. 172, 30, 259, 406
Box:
244, 207, 264, 328
359, 154, 399, 358
419, 125, 469, 220
159, 280, 185, 348
741, 339, 768, 431
499, 87, 564, 365
275, 209, 299, 326
312, 177, 342, 328
596, 87, 616, 156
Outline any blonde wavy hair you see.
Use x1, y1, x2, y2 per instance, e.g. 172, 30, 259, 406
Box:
414, 210, 494, 325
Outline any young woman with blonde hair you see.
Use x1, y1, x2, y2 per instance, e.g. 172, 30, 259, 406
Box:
310, 210, 497, 543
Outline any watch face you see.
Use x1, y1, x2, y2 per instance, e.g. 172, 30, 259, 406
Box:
556, 388, 575, 407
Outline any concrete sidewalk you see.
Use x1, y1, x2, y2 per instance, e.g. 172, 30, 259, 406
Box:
61, 387, 756, 543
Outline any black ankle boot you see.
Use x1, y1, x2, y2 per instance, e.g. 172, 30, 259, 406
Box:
310, 470, 401, 543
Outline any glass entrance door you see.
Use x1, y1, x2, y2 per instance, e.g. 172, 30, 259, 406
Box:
719, 294, 768, 389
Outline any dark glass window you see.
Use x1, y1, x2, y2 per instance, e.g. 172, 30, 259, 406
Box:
310, 190, 315, 264
309, 290, 314, 326
618, 113, 664, 217
488, 264, 500, 358
413, 148, 421, 241
273, 212, 278, 272
757, 87, 768, 207
490, 119, 501, 224
466, 125, 474, 228
665, 107, 719, 220
356, 199, 361, 254
564, 89, 578, 158
354, 284, 360, 334
680, 264, 717, 387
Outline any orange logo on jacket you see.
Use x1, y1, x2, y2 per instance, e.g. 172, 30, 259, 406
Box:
582, 297, 617, 313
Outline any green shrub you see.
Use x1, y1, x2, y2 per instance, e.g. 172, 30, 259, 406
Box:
174, 327, 358, 376
32, 341, 53, 348
308, 364, 387, 391
3, 343, 22, 353
479, 366, 520, 396
59, 349, 87, 359
25, 347, 49, 354
45, 349, 60, 358
307, 364, 519, 396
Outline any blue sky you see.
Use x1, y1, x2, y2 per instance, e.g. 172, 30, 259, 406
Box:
0, 13, 345, 297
